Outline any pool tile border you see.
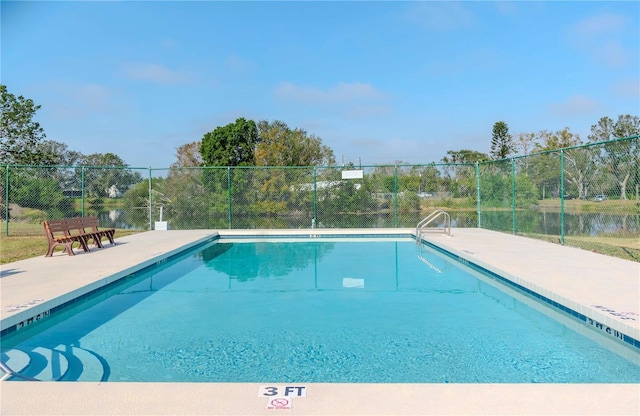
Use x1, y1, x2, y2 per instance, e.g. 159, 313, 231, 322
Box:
418, 236, 640, 352
0, 235, 219, 339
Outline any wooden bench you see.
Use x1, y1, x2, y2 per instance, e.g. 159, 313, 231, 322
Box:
43, 217, 116, 257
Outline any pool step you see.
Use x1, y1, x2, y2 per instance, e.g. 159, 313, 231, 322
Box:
1, 349, 31, 380
0, 346, 107, 382
54, 345, 108, 381
6, 347, 69, 381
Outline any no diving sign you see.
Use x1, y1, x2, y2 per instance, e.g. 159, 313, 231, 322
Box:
267, 397, 291, 410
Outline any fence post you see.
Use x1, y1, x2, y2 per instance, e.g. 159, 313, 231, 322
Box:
475, 162, 481, 228
313, 167, 317, 227
227, 167, 232, 229
4, 165, 9, 236
81, 167, 85, 217
511, 158, 516, 234
393, 165, 398, 228
560, 150, 565, 245
148, 167, 153, 230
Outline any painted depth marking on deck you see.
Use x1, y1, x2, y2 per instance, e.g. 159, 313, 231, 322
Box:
259, 386, 307, 397
266, 397, 292, 410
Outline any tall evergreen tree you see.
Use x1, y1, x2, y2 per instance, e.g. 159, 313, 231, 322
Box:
490, 121, 514, 160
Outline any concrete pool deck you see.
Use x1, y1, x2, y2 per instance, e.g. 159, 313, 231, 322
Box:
1, 228, 639, 415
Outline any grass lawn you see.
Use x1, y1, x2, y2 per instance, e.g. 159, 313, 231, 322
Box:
0, 228, 143, 264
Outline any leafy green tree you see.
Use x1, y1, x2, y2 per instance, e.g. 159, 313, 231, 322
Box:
440, 150, 485, 198
199, 118, 258, 211
200, 118, 259, 167
10, 170, 64, 209
441, 149, 488, 164
535, 128, 582, 151
255, 120, 335, 166
588, 115, 640, 200
490, 121, 514, 160
36, 139, 84, 166
525, 128, 582, 199
0, 85, 54, 165
81, 153, 143, 198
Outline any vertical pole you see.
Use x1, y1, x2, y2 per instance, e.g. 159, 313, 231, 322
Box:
227, 167, 232, 229
148, 168, 153, 230
393, 165, 398, 228
511, 158, 516, 234
475, 162, 481, 228
4, 165, 9, 236
313, 167, 317, 228
81, 167, 85, 217
560, 150, 565, 245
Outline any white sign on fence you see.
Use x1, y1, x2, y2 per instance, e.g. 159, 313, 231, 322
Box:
341, 170, 363, 179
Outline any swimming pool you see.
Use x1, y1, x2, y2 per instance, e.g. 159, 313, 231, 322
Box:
2, 236, 639, 383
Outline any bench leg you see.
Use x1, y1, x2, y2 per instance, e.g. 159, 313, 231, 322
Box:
78, 237, 91, 252
45, 243, 56, 257
45, 241, 76, 256
64, 242, 76, 256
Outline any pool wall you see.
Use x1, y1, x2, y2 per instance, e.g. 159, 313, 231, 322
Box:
2, 228, 638, 361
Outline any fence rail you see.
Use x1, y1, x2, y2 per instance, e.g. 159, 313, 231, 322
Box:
2, 136, 638, 261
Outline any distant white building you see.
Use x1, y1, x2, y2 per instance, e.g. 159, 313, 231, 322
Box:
107, 185, 122, 198
293, 181, 361, 192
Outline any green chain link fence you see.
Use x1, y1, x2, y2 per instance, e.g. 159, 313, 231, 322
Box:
1, 136, 638, 261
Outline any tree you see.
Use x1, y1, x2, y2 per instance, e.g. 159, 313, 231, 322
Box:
80, 153, 142, 198
528, 128, 585, 199
171, 141, 203, 169
440, 149, 488, 164
200, 118, 259, 167
587, 115, 640, 200
535, 128, 582, 151
514, 132, 536, 157
490, 121, 514, 160
255, 120, 335, 166
35, 139, 84, 166
0, 84, 51, 165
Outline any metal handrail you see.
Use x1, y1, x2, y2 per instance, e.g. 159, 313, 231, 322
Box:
0, 360, 41, 382
416, 209, 451, 243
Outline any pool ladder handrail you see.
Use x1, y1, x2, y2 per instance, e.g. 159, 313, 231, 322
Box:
0, 360, 41, 382
416, 209, 451, 243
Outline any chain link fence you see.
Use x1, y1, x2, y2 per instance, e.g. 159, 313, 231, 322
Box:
1, 136, 638, 261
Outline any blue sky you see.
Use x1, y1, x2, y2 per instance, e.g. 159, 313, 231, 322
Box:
2, 1, 639, 168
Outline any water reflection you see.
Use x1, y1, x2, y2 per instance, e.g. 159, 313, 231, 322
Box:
202, 241, 336, 282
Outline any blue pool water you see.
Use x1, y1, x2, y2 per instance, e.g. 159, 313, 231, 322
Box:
2, 237, 639, 383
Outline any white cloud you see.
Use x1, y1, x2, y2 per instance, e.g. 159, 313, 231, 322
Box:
403, 2, 475, 31
162, 38, 179, 49
427, 47, 501, 76
566, 13, 633, 68
121, 63, 192, 84
32, 81, 119, 120
224, 54, 253, 73
275, 82, 389, 121
275, 82, 384, 104
73, 84, 112, 110
570, 13, 626, 36
612, 79, 640, 99
548, 95, 601, 117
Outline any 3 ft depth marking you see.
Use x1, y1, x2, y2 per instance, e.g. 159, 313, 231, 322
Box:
259, 386, 307, 397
